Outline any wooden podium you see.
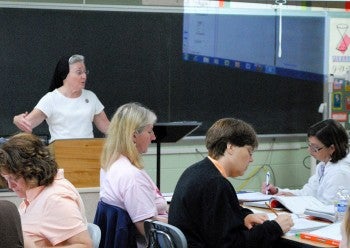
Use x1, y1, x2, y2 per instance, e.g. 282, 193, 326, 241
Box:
49, 138, 105, 188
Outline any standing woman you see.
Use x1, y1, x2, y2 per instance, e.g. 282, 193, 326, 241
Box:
13, 54, 110, 142
99, 102, 167, 246
263, 119, 350, 204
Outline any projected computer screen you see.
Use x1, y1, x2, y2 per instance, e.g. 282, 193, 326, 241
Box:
183, 4, 326, 81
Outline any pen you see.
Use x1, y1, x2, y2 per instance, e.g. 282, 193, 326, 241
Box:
265, 171, 270, 195
265, 202, 279, 217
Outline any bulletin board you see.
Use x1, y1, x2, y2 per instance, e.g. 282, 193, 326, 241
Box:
328, 16, 350, 129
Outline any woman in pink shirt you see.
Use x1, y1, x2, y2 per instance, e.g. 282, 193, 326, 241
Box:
99, 102, 168, 247
0, 133, 92, 247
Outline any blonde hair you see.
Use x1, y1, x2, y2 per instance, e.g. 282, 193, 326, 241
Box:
101, 102, 156, 170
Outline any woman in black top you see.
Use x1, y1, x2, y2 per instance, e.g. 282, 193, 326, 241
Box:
169, 118, 293, 248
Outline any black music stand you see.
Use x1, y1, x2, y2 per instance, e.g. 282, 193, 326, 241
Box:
152, 121, 201, 190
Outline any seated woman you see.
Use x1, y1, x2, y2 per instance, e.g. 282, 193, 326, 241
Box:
168, 118, 293, 247
99, 102, 167, 246
0, 133, 92, 247
262, 119, 350, 205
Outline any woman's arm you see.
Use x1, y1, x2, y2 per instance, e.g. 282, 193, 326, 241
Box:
13, 109, 46, 133
93, 111, 110, 134
49, 230, 93, 248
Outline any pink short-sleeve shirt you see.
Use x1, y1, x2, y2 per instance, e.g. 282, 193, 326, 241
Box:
19, 169, 87, 246
100, 155, 168, 223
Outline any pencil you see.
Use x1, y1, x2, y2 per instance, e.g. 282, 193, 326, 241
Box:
265, 202, 279, 217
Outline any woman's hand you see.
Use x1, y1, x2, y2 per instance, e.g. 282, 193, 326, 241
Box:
274, 213, 294, 233
261, 182, 278, 195
244, 213, 269, 229
13, 112, 32, 132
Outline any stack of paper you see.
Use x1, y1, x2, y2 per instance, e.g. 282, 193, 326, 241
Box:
237, 192, 272, 202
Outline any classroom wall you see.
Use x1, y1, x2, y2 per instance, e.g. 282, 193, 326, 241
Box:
0, 136, 312, 222
0, 0, 316, 221
143, 136, 312, 193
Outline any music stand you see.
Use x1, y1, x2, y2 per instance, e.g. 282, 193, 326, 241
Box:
152, 121, 201, 190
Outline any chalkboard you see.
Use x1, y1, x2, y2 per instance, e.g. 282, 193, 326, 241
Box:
0, 7, 323, 138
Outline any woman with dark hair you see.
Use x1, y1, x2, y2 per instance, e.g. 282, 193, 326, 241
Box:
13, 54, 109, 143
263, 119, 350, 204
0, 133, 92, 247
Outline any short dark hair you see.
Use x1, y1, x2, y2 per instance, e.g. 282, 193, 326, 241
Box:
308, 119, 349, 163
205, 118, 258, 159
0, 133, 58, 187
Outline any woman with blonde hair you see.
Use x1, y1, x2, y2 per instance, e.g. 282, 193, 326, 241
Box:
98, 102, 167, 247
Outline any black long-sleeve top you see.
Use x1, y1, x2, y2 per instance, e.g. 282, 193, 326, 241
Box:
168, 157, 283, 248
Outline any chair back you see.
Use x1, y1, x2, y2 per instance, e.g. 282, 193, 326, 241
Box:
88, 223, 101, 248
144, 219, 187, 248
93, 200, 137, 248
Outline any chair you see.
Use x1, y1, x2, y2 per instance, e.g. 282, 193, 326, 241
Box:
88, 223, 101, 248
93, 200, 137, 248
0, 200, 24, 247
144, 219, 187, 248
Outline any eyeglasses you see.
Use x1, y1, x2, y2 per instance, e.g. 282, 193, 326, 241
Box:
307, 143, 325, 153
74, 70, 89, 76
245, 146, 254, 157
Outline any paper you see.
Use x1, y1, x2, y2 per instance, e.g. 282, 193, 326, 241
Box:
237, 192, 272, 202
309, 222, 342, 241
162, 192, 173, 203
251, 208, 330, 234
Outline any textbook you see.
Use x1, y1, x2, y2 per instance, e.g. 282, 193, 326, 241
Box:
268, 195, 331, 215
304, 204, 336, 223
299, 222, 341, 246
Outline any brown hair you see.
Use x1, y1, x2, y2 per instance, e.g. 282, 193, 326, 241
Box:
0, 133, 58, 187
205, 118, 258, 159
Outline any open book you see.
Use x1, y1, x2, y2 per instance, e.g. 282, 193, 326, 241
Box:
269, 195, 332, 215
